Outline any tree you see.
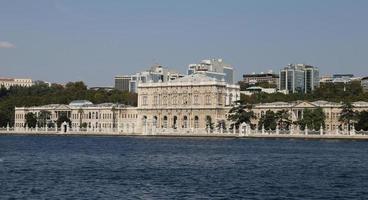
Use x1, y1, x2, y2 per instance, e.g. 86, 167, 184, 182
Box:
355, 111, 368, 131
339, 102, 358, 131
56, 112, 71, 128
275, 110, 291, 129
298, 108, 325, 130
111, 106, 117, 128
258, 110, 277, 130
0, 111, 10, 127
38, 110, 51, 127
216, 120, 227, 130
228, 104, 255, 128
25, 112, 37, 128
78, 108, 84, 128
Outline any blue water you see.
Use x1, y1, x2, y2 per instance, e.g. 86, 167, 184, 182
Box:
1, 136, 368, 199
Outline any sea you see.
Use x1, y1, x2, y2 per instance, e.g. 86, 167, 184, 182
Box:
1, 135, 368, 199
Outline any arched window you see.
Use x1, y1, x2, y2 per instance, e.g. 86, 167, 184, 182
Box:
173, 116, 178, 129
194, 116, 199, 128
153, 116, 158, 128
142, 116, 147, 126
206, 116, 212, 127
163, 116, 168, 128
183, 116, 188, 128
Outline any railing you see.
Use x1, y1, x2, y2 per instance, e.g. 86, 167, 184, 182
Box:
2, 123, 368, 138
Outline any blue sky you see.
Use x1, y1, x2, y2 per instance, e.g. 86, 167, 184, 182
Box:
1, 0, 367, 86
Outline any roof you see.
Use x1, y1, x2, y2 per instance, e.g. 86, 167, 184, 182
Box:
69, 100, 93, 107
170, 73, 218, 83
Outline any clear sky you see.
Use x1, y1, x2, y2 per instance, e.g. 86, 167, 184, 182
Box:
1, 0, 367, 86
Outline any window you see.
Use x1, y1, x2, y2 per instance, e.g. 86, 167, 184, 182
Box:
205, 95, 211, 105
194, 95, 199, 105
163, 116, 168, 128
153, 116, 158, 128
154, 96, 158, 105
183, 95, 188, 105
142, 96, 148, 106
183, 116, 188, 128
163, 96, 167, 105
194, 116, 199, 128
173, 96, 177, 105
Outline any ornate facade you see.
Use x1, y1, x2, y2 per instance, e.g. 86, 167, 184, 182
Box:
252, 101, 368, 130
14, 101, 138, 133
137, 73, 240, 129
14, 74, 240, 133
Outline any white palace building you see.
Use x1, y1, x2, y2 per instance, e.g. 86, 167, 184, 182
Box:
13, 73, 240, 134
10, 73, 368, 137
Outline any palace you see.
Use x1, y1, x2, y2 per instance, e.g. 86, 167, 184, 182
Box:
252, 100, 368, 130
0, 78, 33, 89
14, 73, 240, 133
14, 100, 138, 133
137, 73, 240, 129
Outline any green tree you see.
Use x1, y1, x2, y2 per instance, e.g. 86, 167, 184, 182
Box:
216, 120, 227, 130
228, 104, 255, 128
355, 111, 368, 131
298, 108, 325, 130
25, 112, 37, 128
78, 108, 84, 128
258, 110, 277, 130
275, 110, 291, 129
339, 102, 358, 131
38, 110, 51, 127
111, 106, 117, 128
0, 111, 10, 127
56, 112, 71, 128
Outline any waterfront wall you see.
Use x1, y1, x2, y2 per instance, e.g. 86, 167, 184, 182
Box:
1, 123, 368, 139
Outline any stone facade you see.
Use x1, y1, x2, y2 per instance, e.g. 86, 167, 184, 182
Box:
14, 74, 240, 133
252, 100, 368, 130
137, 73, 240, 130
14, 102, 138, 133
0, 78, 33, 89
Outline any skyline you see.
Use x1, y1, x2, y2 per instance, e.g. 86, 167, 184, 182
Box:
1, 0, 368, 86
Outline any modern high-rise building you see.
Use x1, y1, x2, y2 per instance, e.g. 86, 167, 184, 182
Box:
187, 58, 234, 84
114, 65, 184, 93
114, 75, 132, 92
279, 64, 319, 94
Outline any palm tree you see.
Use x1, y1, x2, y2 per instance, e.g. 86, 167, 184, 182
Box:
339, 101, 357, 131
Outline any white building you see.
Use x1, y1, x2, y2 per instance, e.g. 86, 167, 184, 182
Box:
240, 86, 277, 96
115, 65, 184, 93
14, 100, 138, 133
0, 78, 33, 89
137, 73, 240, 129
188, 58, 235, 84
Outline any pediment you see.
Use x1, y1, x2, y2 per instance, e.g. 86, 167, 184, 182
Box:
293, 101, 317, 108
55, 105, 71, 110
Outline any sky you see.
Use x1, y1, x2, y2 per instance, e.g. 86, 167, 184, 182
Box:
1, 0, 368, 86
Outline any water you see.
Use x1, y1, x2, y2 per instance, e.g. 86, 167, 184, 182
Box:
1, 136, 368, 199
